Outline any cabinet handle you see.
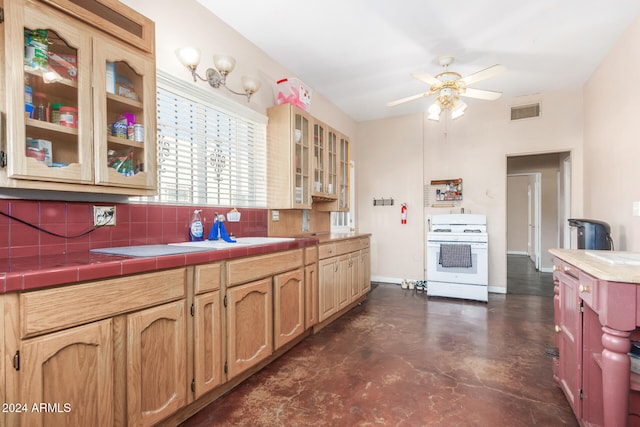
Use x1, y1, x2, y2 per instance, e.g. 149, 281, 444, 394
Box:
555, 325, 562, 333
579, 285, 590, 293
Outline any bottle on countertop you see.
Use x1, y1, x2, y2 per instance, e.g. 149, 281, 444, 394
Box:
189, 209, 204, 241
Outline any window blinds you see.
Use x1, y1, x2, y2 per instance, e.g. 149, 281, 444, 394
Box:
151, 71, 267, 208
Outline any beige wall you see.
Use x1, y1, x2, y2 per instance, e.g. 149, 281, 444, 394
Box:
358, 91, 584, 291
583, 16, 640, 251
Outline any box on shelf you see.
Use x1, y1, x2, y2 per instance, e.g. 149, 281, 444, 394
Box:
272, 77, 312, 112
49, 53, 77, 82
26, 138, 52, 166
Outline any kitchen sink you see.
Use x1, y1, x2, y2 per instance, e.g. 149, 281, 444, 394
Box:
585, 251, 640, 266
168, 237, 295, 248
91, 244, 215, 257
90, 237, 295, 258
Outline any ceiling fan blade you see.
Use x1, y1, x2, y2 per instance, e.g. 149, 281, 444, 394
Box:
411, 71, 442, 88
459, 64, 506, 86
460, 87, 503, 101
386, 92, 430, 107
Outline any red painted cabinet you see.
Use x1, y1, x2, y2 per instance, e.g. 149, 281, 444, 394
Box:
553, 255, 639, 427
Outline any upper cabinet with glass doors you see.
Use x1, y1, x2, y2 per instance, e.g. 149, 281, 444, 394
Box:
311, 120, 339, 202
267, 103, 350, 211
2, 0, 156, 195
267, 103, 312, 209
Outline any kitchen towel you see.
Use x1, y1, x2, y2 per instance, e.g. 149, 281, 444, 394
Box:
439, 244, 472, 268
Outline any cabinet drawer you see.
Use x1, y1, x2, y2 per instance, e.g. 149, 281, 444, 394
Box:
553, 259, 578, 279
335, 239, 363, 256
305, 246, 318, 265
20, 269, 186, 338
195, 263, 222, 294
227, 249, 303, 287
319, 244, 336, 259
578, 271, 599, 310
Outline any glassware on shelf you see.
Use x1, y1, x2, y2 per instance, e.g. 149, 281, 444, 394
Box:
33, 92, 47, 121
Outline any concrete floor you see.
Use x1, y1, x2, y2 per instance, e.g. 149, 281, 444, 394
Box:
181, 281, 577, 426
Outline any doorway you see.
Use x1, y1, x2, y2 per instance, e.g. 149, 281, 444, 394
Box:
506, 152, 571, 295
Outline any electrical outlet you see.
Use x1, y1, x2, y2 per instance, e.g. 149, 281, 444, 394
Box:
93, 205, 116, 226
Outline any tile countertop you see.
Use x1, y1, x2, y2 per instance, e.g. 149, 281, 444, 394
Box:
0, 238, 320, 294
549, 248, 640, 284
295, 232, 371, 244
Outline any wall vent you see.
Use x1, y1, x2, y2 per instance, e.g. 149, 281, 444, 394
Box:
511, 103, 540, 120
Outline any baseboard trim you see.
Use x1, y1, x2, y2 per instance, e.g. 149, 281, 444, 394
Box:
507, 251, 530, 256
489, 286, 507, 294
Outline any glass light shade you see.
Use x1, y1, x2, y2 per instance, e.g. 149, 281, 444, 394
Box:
241, 76, 261, 93
451, 100, 467, 120
213, 54, 236, 73
175, 47, 201, 67
427, 101, 441, 121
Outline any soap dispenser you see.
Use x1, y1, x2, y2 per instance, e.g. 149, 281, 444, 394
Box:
189, 209, 204, 241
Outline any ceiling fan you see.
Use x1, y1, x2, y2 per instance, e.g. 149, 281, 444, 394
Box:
387, 56, 506, 120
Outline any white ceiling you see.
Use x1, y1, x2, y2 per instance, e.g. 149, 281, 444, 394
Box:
198, 0, 640, 122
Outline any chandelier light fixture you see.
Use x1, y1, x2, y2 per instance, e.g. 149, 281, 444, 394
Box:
175, 47, 261, 102
426, 85, 468, 122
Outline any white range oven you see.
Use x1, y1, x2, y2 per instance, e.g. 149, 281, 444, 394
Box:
426, 214, 488, 302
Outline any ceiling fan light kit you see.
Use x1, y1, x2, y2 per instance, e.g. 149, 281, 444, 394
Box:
388, 56, 506, 121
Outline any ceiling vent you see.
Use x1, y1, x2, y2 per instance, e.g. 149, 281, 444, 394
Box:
511, 103, 540, 120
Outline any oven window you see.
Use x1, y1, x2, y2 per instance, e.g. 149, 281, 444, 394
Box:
435, 252, 479, 274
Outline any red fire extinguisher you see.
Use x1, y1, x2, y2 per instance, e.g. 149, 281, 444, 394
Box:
401, 203, 407, 224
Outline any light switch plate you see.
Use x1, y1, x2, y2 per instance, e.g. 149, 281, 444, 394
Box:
633, 201, 640, 217
271, 210, 279, 221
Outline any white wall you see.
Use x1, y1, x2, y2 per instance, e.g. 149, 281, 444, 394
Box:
507, 175, 529, 254
583, 16, 640, 251
358, 91, 584, 291
121, 0, 357, 140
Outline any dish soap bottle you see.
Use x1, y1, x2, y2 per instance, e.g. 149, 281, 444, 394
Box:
189, 209, 204, 241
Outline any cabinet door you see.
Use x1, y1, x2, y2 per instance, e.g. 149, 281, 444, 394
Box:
319, 258, 338, 322
312, 121, 326, 196
293, 109, 312, 207
326, 129, 338, 199
226, 278, 273, 379
194, 291, 224, 399
337, 254, 351, 309
5, 0, 93, 183
127, 300, 187, 427
359, 248, 371, 295
92, 35, 157, 190
338, 135, 350, 211
20, 319, 113, 427
274, 269, 305, 349
556, 270, 583, 418
349, 253, 361, 301
305, 262, 319, 329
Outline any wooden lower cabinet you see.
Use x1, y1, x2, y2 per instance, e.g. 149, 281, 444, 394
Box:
360, 248, 371, 295
305, 262, 319, 329
318, 237, 371, 325
127, 300, 188, 427
19, 319, 114, 427
274, 268, 305, 350
193, 290, 224, 399
226, 278, 273, 379
319, 257, 338, 322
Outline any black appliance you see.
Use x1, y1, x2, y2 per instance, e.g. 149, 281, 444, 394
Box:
568, 219, 613, 250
